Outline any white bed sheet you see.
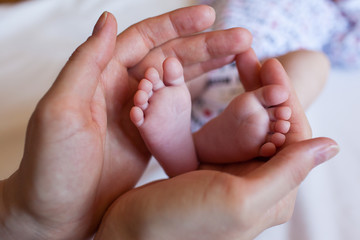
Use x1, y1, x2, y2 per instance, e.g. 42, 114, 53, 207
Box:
1, 0, 359, 239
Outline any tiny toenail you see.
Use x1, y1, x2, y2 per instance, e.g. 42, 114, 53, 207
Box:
140, 102, 148, 110
136, 119, 144, 127
170, 77, 183, 86
153, 81, 165, 91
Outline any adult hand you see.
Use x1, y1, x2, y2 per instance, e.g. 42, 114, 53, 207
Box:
95, 138, 339, 240
0, 6, 252, 240
94, 47, 332, 239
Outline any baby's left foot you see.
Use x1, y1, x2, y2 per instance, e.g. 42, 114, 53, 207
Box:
130, 58, 198, 177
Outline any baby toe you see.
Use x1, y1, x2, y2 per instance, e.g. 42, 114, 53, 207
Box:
163, 57, 185, 86
145, 67, 165, 91
255, 85, 289, 107
259, 142, 277, 157
268, 106, 291, 121
275, 106, 292, 120
134, 90, 149, 110
273, 120, 291, 134
138, 79, 153, 97
270, 132, 286, 147
130, 106, 145, 127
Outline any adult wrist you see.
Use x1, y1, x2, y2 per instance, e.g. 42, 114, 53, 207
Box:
0, 174, 46, 239
0, 180, 7, 235
0, 178, 15, 239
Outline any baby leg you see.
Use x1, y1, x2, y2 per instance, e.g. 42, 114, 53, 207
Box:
276, 50, 330, 109
130, 58, 198, 177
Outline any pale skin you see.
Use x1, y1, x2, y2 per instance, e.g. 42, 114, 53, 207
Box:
131, 57, 292, 177
0, 6, 339, 240
129, 47, 329, 178
0, 6, 256, 239
130, 59, 199, 176
95, 50, 339, 240
276, 50, 330, 109
95, 138, 339, 240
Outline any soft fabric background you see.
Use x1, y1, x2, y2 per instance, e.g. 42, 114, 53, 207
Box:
1, 0, 359, 239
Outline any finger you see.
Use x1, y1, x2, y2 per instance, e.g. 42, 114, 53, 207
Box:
235, 48, 262, 91
173, 28, 251, 68
116, 5, 216, 67
245, 137, 339, 213
182, 55, 236, 81
48, 12, 117, 104
130, 27, 252, 80
173, 28, 252, 80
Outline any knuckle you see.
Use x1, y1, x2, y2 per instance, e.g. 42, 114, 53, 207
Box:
134, 22, 157, 50
274, 198, 296, 225
288, 165, 309, 188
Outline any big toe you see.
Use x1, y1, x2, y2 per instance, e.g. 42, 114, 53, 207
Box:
163, 57, 185, 86
255, 85, 289, 107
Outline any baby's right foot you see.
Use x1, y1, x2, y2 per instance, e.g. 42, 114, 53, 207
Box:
194, 82, 291, 163
130, 58, 198, 177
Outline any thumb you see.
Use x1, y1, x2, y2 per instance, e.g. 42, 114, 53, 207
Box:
48, 12, 117, 103
246, 137, 339, 212
236, 48, 262, 91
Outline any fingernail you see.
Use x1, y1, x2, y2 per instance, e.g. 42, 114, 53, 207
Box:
92, 11, 108, 35
315, 144, 340, 166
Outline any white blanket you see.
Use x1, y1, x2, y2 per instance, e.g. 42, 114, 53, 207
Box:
1, 0, 359, 239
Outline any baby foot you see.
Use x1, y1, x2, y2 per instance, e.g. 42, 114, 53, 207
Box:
236, 50, 311, 145
194, 83, 291, 163
260, 58, 312, 144
130, 58, 198, 177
